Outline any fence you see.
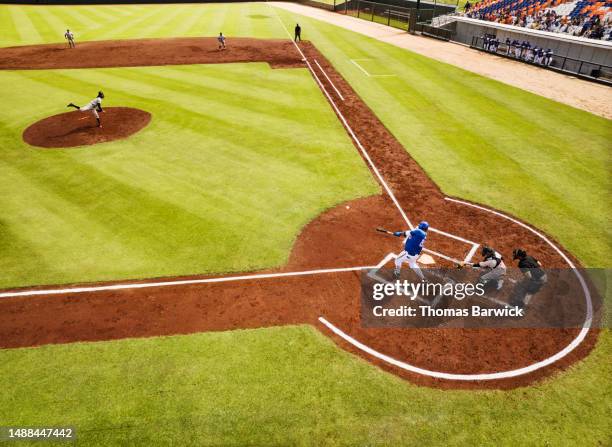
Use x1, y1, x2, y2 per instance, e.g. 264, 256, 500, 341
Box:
470, 35, 612, 84
335, 0, 416, 31
299, 0, 457, 31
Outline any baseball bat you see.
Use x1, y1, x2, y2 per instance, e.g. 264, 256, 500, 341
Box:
376, 227, 394, 235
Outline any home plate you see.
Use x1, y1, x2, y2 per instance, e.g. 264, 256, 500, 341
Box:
418, 254, 436, 265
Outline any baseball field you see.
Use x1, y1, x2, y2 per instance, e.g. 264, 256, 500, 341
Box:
0, 2, 610, 445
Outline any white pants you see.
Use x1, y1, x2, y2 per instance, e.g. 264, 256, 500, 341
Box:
394, 251, 425, 280
79, 103, 99, 118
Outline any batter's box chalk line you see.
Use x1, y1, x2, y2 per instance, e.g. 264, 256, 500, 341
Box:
350, 59, 397, 78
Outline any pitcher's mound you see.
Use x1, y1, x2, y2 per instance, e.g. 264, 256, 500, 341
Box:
23, 107, 151, 148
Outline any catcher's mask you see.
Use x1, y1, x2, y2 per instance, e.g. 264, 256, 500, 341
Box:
481, 246, 494, 257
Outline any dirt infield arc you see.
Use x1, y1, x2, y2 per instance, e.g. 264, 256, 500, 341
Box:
0, 37, 598, 389
23, 107, 151, 148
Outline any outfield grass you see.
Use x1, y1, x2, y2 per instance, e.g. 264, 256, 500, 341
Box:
0, 3, 610, 446
0, 327, 610, 446
0, 62, 378, 288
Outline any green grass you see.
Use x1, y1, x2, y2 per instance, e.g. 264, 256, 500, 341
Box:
1, 326, 610, 446
0, 62, 378, 288
0, 3, 610, 446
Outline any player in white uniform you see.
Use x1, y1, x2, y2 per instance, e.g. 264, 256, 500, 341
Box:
465, 246, 506, 290
64, 29, 75, 48
67, 91, 104, 127
217, 32, 226, 50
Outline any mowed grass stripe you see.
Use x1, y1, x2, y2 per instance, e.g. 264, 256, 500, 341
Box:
72, 69, 311, 142
0, 6, 19, 46
87, 67, 331, 145
174, 4, 208, 37
6, 5, 41, 44
21, 6, 62, 44
0, 160, 155, 280
33, 6, 70, 42
109, 64, 321, 119
94, 5, 169, 41
200, 3, 231, 37
149, 5, 198, 39
53, 6, 100, 32
73, 5, 122, 26
132, 5, 189, 39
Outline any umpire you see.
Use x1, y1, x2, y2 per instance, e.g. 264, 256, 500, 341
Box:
294, 23, 301, 42
509, 248, 547, 308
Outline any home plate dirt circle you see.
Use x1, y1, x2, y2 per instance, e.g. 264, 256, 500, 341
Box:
23, 107, 151, 148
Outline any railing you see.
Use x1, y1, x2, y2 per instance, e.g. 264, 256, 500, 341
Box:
334, 0, 417, 32
421, 24, 454, 40
431, 12, 458, 27
299, 0, 456, 30
470, 36, 612, 84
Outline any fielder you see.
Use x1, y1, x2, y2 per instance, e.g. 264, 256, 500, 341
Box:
217, 32, 226, 50
64, 29, 75, 48
392, 221, 429, 280
67, 91, 104, 128
465, 246, 506, 290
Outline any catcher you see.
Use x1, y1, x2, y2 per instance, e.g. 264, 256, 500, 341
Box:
67, 91, 104, 128
464, 246, 506, 290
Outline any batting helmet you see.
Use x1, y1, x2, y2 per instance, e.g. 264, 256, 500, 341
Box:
418, 221, 429, 231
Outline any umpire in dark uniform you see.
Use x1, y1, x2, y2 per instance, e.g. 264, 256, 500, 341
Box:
509, 248, 547, 308
294, 23, 301, 42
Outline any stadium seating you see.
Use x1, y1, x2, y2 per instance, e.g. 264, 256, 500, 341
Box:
465, 0, 612, 39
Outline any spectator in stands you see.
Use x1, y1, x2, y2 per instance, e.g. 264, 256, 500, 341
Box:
464, 0, 612, 41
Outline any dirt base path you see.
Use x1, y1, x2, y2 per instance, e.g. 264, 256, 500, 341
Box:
0, 38, 598, 389
272, 2, 612, 119
0, 37, 303, 70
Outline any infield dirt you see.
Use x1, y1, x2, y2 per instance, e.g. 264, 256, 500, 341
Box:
0, 38, 598, 389
23, 107, 151, 148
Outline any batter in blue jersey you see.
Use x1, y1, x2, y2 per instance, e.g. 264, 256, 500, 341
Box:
393, 221, 429, 280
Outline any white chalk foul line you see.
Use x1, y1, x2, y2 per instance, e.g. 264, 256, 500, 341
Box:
350, 58, 371, 77
318, 200, 593, 381
314, 59, 344, 101
0, 265, 375, 299
349, 59, 396, 78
